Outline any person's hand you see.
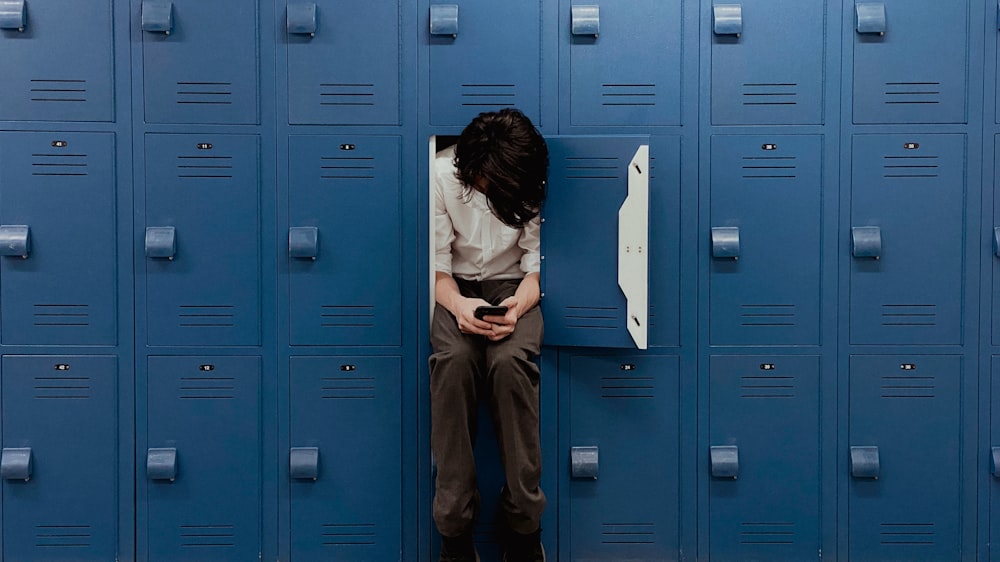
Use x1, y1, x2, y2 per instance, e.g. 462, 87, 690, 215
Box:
455, 298, 496, 336
483, 296, 521, 341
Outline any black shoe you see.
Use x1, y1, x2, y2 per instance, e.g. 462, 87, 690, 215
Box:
501, 528, 545, 562
440, 532, 480, 562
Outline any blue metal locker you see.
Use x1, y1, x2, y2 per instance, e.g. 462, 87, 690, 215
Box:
710, 0, 825, 125
0, 132, 117, 345
541, 136, 650, 349
709, 135, 822, 346
562, 354, 680, 560
0, 0, 113, 122
848, 355, 962, 561
287, 136, 401, 346
428, 0, 541, 126
648, 136, 682, 348
708, 355, 821, 561
849, 134, 965, 345
144, 134, 260, 347
144, 355, 261, 562
563, 0, 681, 127
991, 356, 1000, 561
289, 356, 401, 561
1, 355, 118, 562
991, 137, 1000, 346
140, 0, 259, 124
285, 0, 400, 125
851, 0, 968, 124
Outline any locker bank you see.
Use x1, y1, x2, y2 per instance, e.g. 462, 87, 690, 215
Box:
0, 0, 994, 560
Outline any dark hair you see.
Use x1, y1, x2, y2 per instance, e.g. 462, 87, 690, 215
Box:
453, 108, 548, 228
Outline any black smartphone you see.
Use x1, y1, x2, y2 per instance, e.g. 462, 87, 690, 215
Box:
474, 305, 509, 320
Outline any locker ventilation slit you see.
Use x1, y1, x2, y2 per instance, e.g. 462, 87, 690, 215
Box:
601, 376, 654, 399
564, 156, 621, 180
178, 305, 235, 328
460, 84, 516, 108
33, 304, 90, 327
321, 523, 376, 546
742, 83, 798, 106
321, 375, 376, 400
178, 376, 235, 400
176, 155, 234, 179
740, 304, 796, 327
29, 79, 88, 103
473, 523, 498, 547
34, 375, 91, 400
601, 84, 657, 107
740, 522, 795, 545
741, 156, 797, 179
600, 522, 655, 544
883, 82, 941, 106
320, 156, 376, 180
176, 82, 234, 106
740, 376, 795, 399
319, 83, 376, 107
320, 305, 376, 328
31, 152, 89, 177
882, 155, 939, 179
35, 525, 92, 548
879, 522, 935, 545
179, 524, 235, 548
880, 304, 937, 326
880, 375, 936, 399
563, 306, 619, 330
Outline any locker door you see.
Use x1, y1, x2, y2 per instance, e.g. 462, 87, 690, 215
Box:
648, 136, 682, 347
709, 135, 822, 346
145, 356, 260, 562
286, 0, 399, 125
991, 356, 1000, 561
709, 355, 821, 561
849, 134, 965, 345
566, 0, 681, 126
991, 137, 1000, 346
711, 0, 824, 125
541, 136, 650, 349
141, 0, 258, 124
289, 356, 401, 561
428, 0, 541, 126
0, 132, 117, 345
0, 0, 113, 122
852, 0, 968, 124
848, 355, 962, 561
2, 355, 117, 562
564, 354, 680, 561
287, 136, 401, 346
144, 134, 260, 346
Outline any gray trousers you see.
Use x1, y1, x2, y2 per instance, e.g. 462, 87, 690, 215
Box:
429, 277, 545, 537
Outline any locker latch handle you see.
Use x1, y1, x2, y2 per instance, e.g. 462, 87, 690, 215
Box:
619, 145, 649, 350
712, 4, 742, 37
571, 5, 600, 37
570, 446, 599, 479
0, 0, 26, 32
0, 225, 30, 258
850, 445, 880, 479
429, 4, 459, 37
141, 1, 174, 35
992, 447, 1000, 477
711, 227, 740, 260
290, 447, 320, 480
0, 448, 32, 481
710, 445, 739, 479
145, 226, 176, 260
287, 2, 317, 37
289, 226, 320, 260
147, 448, 178, 482
993, 227, 1000, 258
855, 2, 886, 35
851, 226, 881, 259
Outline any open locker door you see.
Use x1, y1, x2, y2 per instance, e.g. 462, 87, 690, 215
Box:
541, 136, 650, 349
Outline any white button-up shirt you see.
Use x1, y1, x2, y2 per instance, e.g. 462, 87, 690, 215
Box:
434, 146, 541, 281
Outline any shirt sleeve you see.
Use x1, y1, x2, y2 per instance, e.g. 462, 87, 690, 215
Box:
518, 214, 541, 274
434, 159, 456, 275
